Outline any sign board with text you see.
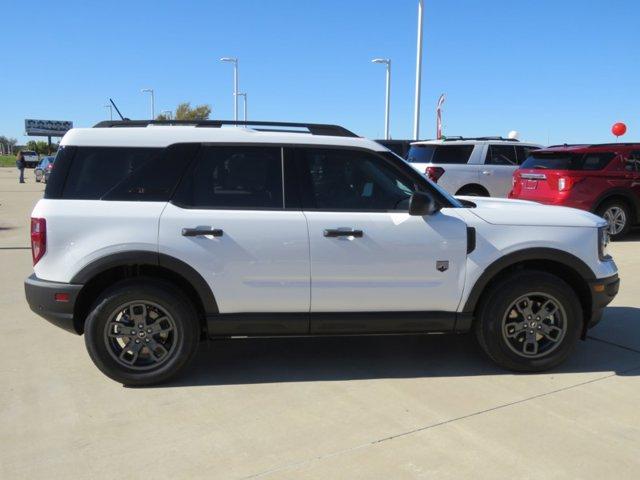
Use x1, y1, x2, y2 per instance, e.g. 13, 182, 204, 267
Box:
25, 119, 73, 137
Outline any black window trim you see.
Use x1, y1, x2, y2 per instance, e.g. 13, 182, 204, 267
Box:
170, 143, 287, 211
49, 142, 457, 211
291, 144, 454, 213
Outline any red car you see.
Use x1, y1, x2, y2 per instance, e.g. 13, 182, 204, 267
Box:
510, 143, 640, 239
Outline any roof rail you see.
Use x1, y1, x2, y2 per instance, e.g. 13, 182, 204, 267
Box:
442, 136, 519, 142
92, 120, 359, 138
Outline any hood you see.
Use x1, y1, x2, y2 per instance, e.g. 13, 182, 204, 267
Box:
456, 196, 606, 228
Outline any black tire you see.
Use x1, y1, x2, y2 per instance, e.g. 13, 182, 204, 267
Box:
475, 271, 582, 372
84, 278, 200, 386
596, 199, 632, 240
457, 186, 489, 197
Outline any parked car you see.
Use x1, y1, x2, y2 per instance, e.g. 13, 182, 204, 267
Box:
21, 150, 39, 168
34, 156, 55, 183
407, 137, 542, 197
510, 143, 640, 239
24, 120, 618, 385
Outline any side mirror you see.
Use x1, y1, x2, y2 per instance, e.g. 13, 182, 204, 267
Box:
409, 191, 440, 216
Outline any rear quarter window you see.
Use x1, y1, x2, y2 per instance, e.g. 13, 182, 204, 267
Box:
46, 145, 197, 201
407, 145, 474, 164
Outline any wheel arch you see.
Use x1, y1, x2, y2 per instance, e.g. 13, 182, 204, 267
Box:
591, 189, 640, 224
461, 248, 595, 332
456, 183, 490, 196
71, 251, 218, 334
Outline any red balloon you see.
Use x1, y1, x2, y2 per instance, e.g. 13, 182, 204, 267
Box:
612, 122, 627, 137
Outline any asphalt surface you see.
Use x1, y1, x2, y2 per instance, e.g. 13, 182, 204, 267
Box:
1, 167, 639, 479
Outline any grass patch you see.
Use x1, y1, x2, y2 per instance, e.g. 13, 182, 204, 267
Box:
0, 155, 17, 167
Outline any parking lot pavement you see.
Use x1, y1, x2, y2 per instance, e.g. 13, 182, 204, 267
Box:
0, 167, 639, 479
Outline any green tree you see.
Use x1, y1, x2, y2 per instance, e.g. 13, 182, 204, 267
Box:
156, 102, 212, 121
25, 140, 56, 155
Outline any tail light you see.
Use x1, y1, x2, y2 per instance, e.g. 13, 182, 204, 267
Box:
558, 176, 580, 192
30, 218, 47, 265
425, 166, 445, 183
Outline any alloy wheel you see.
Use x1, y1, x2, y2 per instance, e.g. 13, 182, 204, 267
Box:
103, 301, 178, 371
501, 293, 567, 358
603, 206, 626, 236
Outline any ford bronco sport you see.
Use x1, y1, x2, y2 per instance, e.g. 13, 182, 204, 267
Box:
25, 120, 619, 385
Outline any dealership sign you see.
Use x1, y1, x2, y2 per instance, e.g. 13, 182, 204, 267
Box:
25, 119, 73, 137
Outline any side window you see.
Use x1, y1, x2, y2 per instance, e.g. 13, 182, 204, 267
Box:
624, 152, 640, 172
61, 147, 163, 199
297, 148, 415, 211
485, 145, 518, 165
581, 153, 615, 171
432, 145, 474, 164
173, 146, 283, 209
515, 146, 540, 165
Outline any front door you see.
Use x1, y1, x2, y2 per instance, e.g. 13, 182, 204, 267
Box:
159, 145, 310, 332
294, 147, 468, 331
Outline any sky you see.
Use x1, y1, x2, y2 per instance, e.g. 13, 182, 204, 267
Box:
1, 0, 639, 146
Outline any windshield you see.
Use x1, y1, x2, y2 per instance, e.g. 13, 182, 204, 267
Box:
521, 152, 615, 171
407, 144, 474, 164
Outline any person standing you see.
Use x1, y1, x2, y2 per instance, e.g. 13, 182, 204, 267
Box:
16, 151, 26, 183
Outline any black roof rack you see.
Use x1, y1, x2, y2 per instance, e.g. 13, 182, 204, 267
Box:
441, 136, 519, 142
92, 120, 359, 138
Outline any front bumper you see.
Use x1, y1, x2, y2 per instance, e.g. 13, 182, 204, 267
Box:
24, 274, 83, 334
586, 273, 620, 329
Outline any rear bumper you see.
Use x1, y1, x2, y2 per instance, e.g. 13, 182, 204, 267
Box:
24, 274, 83, 334
586, 274, 620, 329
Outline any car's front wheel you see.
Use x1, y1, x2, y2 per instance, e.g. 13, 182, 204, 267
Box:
84, 278, 200, 386
475, 271, 582, 372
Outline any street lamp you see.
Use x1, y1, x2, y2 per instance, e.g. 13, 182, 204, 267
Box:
220, 57, 239, 121
141, 88, 155, 119
237, 92, 247, 121
104, 104, 113, 121
413, 0, 424, 140
372, 58, 391, 140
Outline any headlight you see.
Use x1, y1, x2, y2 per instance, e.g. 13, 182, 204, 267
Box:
598, 226, 610, 261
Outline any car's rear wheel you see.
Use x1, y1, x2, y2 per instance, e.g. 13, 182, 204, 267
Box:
84, 278, 200, 386
475, 271, 582, 372
597, 200, 631, 240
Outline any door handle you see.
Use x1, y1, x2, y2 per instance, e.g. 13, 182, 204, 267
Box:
182, 227, 223, 237
323, 229, 363, 238
481, 170, 492, 175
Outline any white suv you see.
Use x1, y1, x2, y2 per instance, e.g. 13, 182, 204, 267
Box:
407, 137, 543, 197
24, 121, 619, 386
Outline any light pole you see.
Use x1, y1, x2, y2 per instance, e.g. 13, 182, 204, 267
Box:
413, 0, 424, 140
237, 93, 247, 121
372, 58, 391, 140
104, 104, 113, 121
141, 88, 155, 119
220, 57, 239, 121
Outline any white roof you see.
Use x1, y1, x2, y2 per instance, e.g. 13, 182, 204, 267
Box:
410, 139, 542, 147
60, 125, 387, 151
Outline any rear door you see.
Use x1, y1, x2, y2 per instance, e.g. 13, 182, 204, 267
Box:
159, 145, 310, 329
480, 144, 518, 197
294, 147, 468, 332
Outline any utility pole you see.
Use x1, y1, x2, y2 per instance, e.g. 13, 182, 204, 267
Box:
413, 0, 424, 140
